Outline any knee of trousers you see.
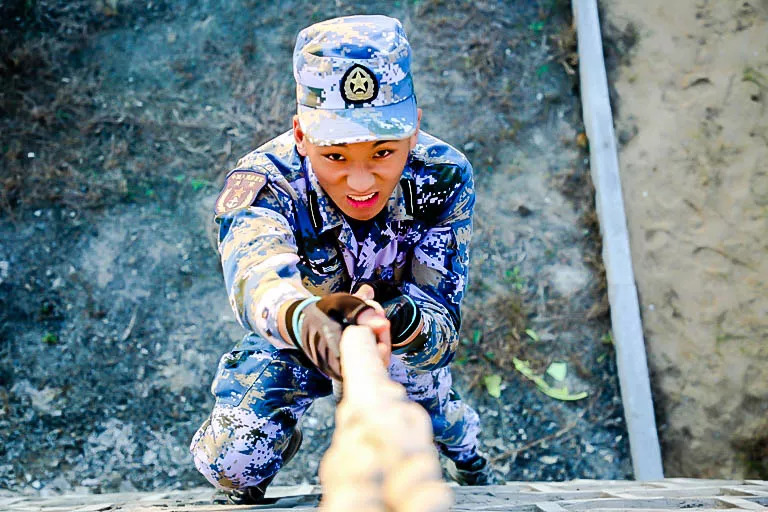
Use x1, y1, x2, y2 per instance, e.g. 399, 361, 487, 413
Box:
189, 403, 295, 490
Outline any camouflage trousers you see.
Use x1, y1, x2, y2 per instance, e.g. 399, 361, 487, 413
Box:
190, 334, 482, 490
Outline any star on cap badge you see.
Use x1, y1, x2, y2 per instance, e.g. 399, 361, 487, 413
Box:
341, 64, 379, 104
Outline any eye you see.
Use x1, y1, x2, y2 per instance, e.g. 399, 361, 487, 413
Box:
323, 153, 345, 162
373, 149, 393, 158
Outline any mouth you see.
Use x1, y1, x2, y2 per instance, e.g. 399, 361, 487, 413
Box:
345, 191, 379, 208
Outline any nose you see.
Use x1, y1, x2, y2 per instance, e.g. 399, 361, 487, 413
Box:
346, 165, 375, 193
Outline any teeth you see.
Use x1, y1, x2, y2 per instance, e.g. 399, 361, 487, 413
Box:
349, 192, 376, 201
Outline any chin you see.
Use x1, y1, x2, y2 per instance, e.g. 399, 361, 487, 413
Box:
344, 203, 385, 221
345, 210, 376, 221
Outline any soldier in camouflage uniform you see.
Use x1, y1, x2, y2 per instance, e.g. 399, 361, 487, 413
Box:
190, 15, 493, 504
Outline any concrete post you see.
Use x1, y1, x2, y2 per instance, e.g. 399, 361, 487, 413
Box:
572, 0, 664, 480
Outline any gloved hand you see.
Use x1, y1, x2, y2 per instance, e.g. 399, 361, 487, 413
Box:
353, 280, 426, 355
284, 293, 373, 380
381, 295, 426, 354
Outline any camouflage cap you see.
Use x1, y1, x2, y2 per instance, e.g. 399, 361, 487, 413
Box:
293, 15, 418, 146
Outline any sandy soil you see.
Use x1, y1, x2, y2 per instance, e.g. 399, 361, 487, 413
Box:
1, 0, 632, 494
602, 0, 768, 477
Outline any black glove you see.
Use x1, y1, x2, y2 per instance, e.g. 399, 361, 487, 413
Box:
381, 295, 427, 355
284, 293, 372, 380
353, 280, 426, 355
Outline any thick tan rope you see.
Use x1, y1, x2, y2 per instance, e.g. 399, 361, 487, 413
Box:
319, 326, 453, 512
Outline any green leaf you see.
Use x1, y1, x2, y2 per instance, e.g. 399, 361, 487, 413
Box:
484, 374, 502, 398
513, 357, 588, 401
190, 178, 210, 191
513, 358, 536, 379
42, 332, 58, 345
525, 328, 540, 342
546, 362, 567, 382
543, 386, 588, 401
472, 329, 482, 345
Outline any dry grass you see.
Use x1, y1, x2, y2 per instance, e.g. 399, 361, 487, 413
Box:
458, 290, 531, 390
1, 1, 115, 212
0, 0, 237, 214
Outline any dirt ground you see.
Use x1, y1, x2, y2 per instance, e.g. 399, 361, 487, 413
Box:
602, 0, 768, 478
0, 0, 632, 495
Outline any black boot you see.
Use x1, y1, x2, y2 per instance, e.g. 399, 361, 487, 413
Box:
446, 451, 496, 486
226, 427, 303, 505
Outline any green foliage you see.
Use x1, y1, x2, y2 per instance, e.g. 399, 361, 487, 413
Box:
42, 332, 58, 345
484, 374, 502, 398
545, 361, 567, 382
525, 328, 539, 342
504, 266, 526, 291
172, 176, 211, 191
513, 358, 588, 401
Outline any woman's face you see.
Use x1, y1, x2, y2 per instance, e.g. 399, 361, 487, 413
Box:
293, 112, 420, 221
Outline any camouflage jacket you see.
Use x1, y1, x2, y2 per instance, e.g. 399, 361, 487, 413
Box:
215, 130, 474, 370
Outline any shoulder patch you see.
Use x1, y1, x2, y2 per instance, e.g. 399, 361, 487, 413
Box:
214, 171, 267, 216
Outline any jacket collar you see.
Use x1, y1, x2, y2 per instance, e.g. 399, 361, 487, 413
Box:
304, 157, 344, 234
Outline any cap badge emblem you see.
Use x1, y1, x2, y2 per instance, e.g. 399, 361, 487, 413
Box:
341, 64, 378, 104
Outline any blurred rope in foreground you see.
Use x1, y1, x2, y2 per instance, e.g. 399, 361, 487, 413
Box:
319, 326, 452, 512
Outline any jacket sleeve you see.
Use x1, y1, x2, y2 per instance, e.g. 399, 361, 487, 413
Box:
400, 164, 475, 370
216, 186, 311, 349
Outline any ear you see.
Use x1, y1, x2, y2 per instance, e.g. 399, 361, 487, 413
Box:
409, 108, 422, 151
293, 115, 308, 156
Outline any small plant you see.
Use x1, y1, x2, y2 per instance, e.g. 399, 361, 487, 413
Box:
743, 67, 766, 101
190, 178, 210, 191
39, 300, 54, 317
42, 332, 58, 345
504, 266, 526, 291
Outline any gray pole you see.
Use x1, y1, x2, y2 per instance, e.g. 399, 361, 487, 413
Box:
572, 0, 664, 479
